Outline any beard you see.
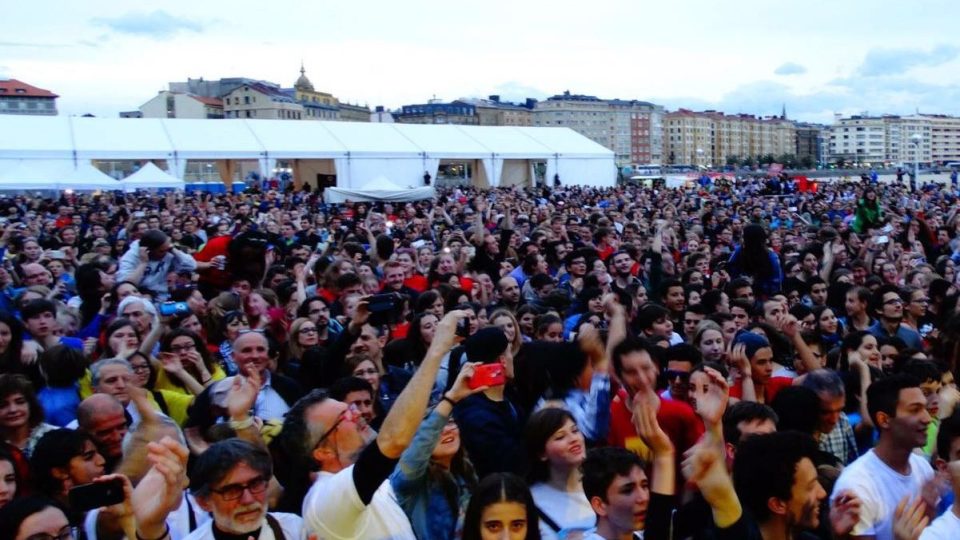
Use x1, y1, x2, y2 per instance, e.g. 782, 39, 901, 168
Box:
221, 505, 266, 534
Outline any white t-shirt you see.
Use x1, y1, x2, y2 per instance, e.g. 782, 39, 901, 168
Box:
920, 506, 960, 540
302, 466, 415, 540
182, 512, 303, 540
831, 449, 934, 540
530, 482, 596, 540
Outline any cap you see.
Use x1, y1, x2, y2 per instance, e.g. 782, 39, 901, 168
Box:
464, 327, 508, 364
734, 331, 771, 359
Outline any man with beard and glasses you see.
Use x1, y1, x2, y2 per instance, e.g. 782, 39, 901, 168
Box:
188, 438, 302, 540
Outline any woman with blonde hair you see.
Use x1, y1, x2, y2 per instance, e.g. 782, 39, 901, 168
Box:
488, 308, 524, 356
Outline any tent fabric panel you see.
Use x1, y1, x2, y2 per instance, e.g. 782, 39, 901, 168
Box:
246, 121, 349, 158
344, 158, 425, 189
71, 117, 175, 159
454, 125, 553, 159
161, 119, 265, 158
512, 126, 614, 157
392, 124, 492, 157
321, 122, 423, 155
555, 158, 617, 187
0, 116, 74, 159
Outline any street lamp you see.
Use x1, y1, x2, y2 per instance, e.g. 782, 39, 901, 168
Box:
910, 133, 923, 191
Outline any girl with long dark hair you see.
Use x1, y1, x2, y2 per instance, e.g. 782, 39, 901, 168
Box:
727, 224, 783, 299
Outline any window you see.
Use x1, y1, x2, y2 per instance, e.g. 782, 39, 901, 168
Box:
244, 96, 250, 105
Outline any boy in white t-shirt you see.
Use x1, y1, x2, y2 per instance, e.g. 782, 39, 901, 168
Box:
831, 374, 937, 540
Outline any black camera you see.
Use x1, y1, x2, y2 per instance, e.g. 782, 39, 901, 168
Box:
366, 293, 406, 326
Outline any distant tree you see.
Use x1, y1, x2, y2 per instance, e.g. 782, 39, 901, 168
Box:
761, 154, 776, 165
743, 155, 756, 168
799, 156, 814, 169
726, 155, 740, 167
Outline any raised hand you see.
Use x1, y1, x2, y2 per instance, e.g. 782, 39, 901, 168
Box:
226, 369, 261, 421
433, 309, 469, 352
158, 352, 185, 375
892, 496, 928, 540
829, 490, 862, 538
132, 437, 190, 538
695, 367, 729, 428
446, 362, 489, 403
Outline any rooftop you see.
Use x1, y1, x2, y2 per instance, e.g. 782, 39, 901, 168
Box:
0, 79, 59, 98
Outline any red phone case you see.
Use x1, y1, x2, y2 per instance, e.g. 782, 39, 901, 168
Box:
469, 364, 505, 389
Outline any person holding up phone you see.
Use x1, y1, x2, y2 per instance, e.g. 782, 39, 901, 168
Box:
450, 327, 528, 479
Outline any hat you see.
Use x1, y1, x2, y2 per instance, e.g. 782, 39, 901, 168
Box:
465, 327, 508, 364
734, 331, 771, 360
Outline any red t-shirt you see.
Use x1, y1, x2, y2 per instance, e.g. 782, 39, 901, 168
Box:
608, 389, 704, 487
404, 274, 428, 293
729, 376, 793, 404
194, 235, 232, 290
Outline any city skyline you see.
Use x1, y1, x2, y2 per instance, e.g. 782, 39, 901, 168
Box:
2, 0, 959, 123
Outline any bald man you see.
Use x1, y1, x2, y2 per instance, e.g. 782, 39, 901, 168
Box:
229, 332, 303, 421
20, 263, 52, 287
76, 394, 129, 472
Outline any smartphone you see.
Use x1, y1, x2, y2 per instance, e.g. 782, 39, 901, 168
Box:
158, 301, 190, 317
469, 363, 506, 389
69, 478, 125, 512
876, 235, 889, 244
456, 318, 470, 338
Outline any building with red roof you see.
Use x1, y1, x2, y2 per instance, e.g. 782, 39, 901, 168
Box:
0, 79, 59, 116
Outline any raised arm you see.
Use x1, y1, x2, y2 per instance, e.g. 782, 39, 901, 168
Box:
377, 310, 467, 458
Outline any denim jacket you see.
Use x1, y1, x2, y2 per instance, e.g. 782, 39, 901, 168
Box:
390, 407, 470, 540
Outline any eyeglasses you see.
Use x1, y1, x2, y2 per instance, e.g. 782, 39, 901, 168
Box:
130, 364, 151, 373
315, 408, 359, 447
25, 527, 74, 540
169, 344, 196, 354
665, 369, 691, 382
298, 327, 318, 335
209, 475, 269, 501
883, 298, 904, 306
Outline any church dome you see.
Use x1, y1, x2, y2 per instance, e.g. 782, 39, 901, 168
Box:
294, 64, 314, 92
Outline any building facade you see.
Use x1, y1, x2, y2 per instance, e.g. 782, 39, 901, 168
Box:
0, 79, 58, 116
458, 96, 535, 126
532, 92, 663, 166
664, 109, 797, 167
222, 82, 304, 120
795, 123, 825, 166
824, 113, 960, 166
394, 100, 479, 125
140, 91, 224, 119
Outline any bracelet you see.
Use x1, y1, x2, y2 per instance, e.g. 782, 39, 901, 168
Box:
229, 416, 255, 430
136, 524, 169, 540
441, 395, 457, 408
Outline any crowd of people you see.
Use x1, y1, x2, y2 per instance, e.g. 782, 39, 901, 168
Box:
0, 174, 958, 540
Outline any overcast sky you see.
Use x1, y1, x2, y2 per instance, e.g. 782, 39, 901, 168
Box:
3, 0, 959, 124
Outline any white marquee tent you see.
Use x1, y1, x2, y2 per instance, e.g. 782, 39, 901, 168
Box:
0, 116, 616, 189
121, 162, 186, 192
324, 176, 436, 203
0, 159, 120, 191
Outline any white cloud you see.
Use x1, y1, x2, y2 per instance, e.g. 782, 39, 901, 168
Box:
774, 62, 807, 76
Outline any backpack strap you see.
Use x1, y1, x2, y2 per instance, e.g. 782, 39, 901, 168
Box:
264, 513, 286, 540
536, 506, 561, 533
185, 495, 197, 532
151, 390, 170, 416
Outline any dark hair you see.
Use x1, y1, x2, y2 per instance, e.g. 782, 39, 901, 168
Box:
0, 496, 68, 540
581, 446, 645, 503
636, 304, 670, 332
731, 224, 774, 279
901, 359, 941, 384
525, 408, 579, 483
770, 386, 820, 435
936, 409, 960, 461
271, 390, 330, 512
0, 375, 43, 429
611, 337, 658, 378
159, 328, 217, 383
0, 446, 19, 502
0, 312, 25, 372
190, 439, 272, 498
700, 290, 726, 314
99, 317, 140, 358
29, 429, 95, 497
722, 401, 778, 447
414, 290, 443, 314
19, 299, 56, 321
75, 263, 107, 326
536, 342, 590, 399
867, 374, 922, 427
800, 369, 845, 399
139, 229, 169, 251
38, 345, 86, 388
872, 284, 903, 316
733, 432, 820, 522
662, 343, 701, 367
462, 473, 540, 540
329, 376, 374, 402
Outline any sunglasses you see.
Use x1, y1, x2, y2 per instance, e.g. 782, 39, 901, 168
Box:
665, 369, 691, 382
